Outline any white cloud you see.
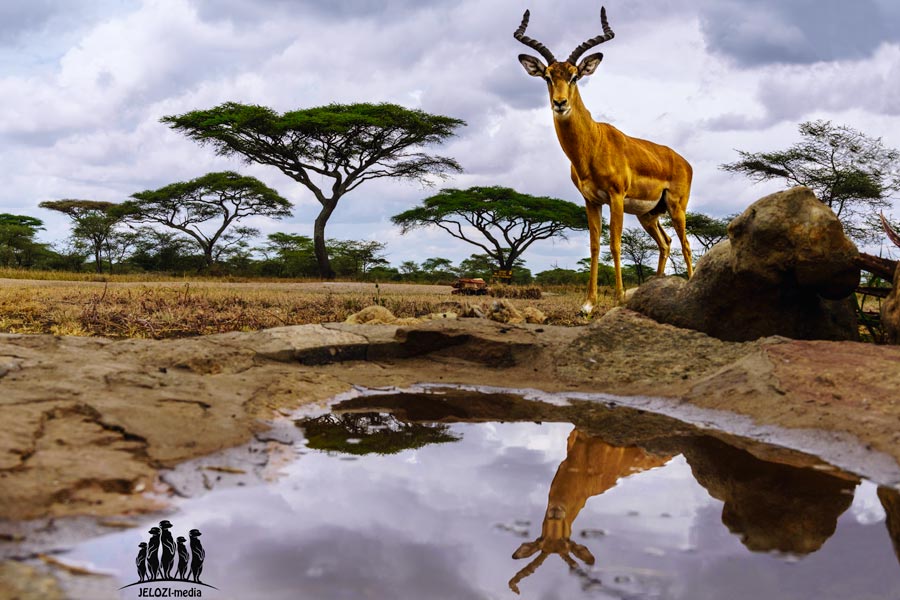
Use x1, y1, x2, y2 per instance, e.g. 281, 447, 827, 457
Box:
1, 0, 898, 274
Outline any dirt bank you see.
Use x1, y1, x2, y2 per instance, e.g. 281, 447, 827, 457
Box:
1, 308, 899, 523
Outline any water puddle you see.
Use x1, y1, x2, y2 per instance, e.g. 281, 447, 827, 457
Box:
41, 389, 900, 598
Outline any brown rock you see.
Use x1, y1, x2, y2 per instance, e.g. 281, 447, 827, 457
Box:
628, 187, 860, 341
882, 262, 900, 344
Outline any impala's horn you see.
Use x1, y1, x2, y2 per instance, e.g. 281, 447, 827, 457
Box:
567, 6, 615, 65
514, 10, 557, 65
881, 212, 900, 249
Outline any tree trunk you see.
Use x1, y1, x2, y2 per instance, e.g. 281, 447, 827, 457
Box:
203, 247, 215, 270
94, 246, 103, 274
314, 200, 338, 280
856, 252, 897, 282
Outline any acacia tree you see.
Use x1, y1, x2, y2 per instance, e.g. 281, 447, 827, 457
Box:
663, 211, 734, 254
39, 200, 122, 273
0, 214, 46, 268
392, 186, 588, 273
162, 102, 464, 278
721, 120, 900, 242
329, 240, 389, 277
604, 227, 658, 284
122, 171, 291, 269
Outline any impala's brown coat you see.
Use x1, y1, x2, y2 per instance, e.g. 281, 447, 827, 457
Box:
508, 429, 669, 592
517, 12, 695, 308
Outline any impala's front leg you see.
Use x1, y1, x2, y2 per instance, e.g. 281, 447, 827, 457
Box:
609, 194, 625, 305
583, 202, 603, 314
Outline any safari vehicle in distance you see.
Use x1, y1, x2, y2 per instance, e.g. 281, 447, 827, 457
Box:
451, 278, 489, 295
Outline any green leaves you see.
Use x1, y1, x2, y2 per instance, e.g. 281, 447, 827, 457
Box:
161, 102, 465, 193
721, 120, 900, 243
392, 186, 588, 232
163, 101, 465, 277
124, 171, 291, 267
392, 186, 588, 270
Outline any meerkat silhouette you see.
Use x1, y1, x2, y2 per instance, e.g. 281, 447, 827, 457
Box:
146, 526, 161, 581
159, 520, 176, 579
189, 529, 205, 583
135, 542, 148, 583
175, 536, 189, 581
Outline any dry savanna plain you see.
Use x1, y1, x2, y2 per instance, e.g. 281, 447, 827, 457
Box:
0, 269, 606, 338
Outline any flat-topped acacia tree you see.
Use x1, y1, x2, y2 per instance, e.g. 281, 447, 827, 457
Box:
122, 171, 291, 269
162, 102, 465, 278
392, 186, 589, 273
39, 199, 121, 273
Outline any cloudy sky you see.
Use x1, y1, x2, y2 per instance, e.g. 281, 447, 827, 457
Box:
2, 0, 899, 273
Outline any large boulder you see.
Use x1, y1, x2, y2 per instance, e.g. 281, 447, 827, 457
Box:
882, 262, 900, 344
628, 186, 860, 342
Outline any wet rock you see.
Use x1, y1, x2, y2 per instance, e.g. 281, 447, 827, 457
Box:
628, 187, 860, 341
882, 263, 900, 344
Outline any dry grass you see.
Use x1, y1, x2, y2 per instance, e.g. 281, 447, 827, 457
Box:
0, 279, 612, 339
489, 284, 543, 299
0, 267, 316, 284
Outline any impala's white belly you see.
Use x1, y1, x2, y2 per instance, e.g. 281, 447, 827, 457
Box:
623, 197, 660, 215
577, 181, 662, 215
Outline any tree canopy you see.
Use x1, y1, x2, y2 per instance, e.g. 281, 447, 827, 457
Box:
162, 102, 465, 278
39, 199, 122, 273
392, 186, 588, 271
0, 214, 46, 268
663, 211, 734, 254
720, 120, 900, 242
297, 412, 460, 456
604, 227, 658, 284
122, 171, 291, 268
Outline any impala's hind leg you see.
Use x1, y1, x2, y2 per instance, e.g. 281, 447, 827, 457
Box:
637, 212, 671, 277
666, 194, 693, 278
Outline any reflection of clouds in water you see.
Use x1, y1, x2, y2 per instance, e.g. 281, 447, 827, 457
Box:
851, 481, 887, 525
209, 525, 486, 600
585, 455, 716, 548
679, 513, 900, 600
466, 421, 571, 458
64, 422, 900, 600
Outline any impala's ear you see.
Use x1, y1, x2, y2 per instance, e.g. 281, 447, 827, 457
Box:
518, 54, 547, 77
577, 52, 604, 78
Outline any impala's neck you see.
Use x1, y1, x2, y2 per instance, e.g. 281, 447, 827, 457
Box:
552, 87, 601, 175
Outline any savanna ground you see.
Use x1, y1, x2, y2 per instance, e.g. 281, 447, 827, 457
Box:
0, 268, 612, 338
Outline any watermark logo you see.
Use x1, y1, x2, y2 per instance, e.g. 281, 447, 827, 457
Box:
119, 520, 217, 596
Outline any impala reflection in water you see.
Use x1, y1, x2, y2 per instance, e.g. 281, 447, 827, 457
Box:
67, 397, 900, 600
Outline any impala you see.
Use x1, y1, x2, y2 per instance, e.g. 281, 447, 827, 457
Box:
508, 429, 669, 593
515, 6, 694, 309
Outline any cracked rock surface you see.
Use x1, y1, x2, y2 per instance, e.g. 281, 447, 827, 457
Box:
1, 309, 900, 524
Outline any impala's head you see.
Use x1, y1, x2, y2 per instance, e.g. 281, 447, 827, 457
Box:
514, 7, 614, 119
508, 503, 596, 594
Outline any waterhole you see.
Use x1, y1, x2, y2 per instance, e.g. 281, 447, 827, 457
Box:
58, 388, 900, 599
